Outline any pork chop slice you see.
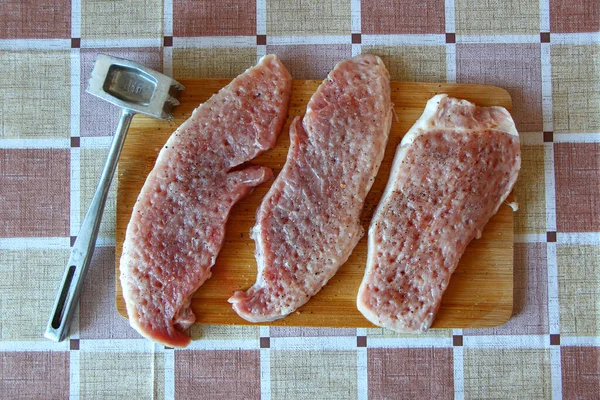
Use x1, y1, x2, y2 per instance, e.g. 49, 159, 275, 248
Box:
357, 94, 521, 333
229, 54, 393, 322
119, 55, 292, 347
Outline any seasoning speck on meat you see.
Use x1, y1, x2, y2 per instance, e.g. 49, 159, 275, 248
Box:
357, 94, 521, 333
119, 55, 292, 347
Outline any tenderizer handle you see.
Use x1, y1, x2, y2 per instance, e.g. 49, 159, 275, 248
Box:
44, 110, 134, 342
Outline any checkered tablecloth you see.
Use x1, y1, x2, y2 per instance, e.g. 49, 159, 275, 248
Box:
1, 0, 599, 399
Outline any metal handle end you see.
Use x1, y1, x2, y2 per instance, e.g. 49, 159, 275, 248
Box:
44, 265, 77, 342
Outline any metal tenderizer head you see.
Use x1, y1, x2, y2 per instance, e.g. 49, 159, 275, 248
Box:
86, 54, 184, 121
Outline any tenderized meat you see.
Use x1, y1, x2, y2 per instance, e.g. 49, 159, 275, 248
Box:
229, 54, 393, 322
119, 55, 292, 347
357, 94, 521, 333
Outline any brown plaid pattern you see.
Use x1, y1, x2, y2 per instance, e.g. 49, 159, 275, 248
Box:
0, 0, 599, 398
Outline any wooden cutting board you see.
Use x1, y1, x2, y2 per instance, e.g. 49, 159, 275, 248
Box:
116, 79, 514, 329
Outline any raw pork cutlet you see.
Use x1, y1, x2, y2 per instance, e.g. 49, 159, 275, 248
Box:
357, 94, 521, 333
229, 54, 393, 322
120, 55, 292, 347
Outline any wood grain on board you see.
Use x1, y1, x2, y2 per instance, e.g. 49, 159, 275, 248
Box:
116, 79, 514, 329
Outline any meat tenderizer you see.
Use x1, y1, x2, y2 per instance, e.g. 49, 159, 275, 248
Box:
45, 55, 184, 342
